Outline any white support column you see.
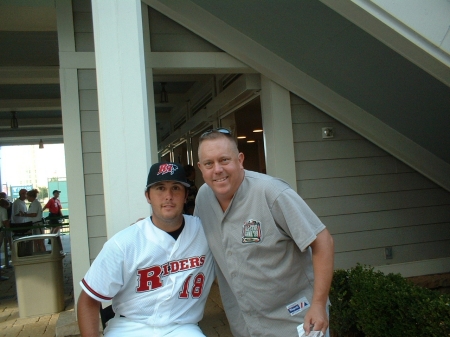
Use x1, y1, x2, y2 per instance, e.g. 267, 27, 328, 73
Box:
92, 0, 154, 237
56, 0, 89, 313
59, 68, 90, 303
260, 75, 297, 191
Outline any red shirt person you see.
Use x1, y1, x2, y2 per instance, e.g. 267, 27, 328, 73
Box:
43, 190, 63, 236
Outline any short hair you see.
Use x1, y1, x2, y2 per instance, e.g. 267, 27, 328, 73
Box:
0, 198, 9, 208
198, 128, 239, 159
199, 128, 236, 145
26, 189, 39, 198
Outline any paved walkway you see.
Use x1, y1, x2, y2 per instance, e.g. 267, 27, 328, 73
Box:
0, 234, 232, 337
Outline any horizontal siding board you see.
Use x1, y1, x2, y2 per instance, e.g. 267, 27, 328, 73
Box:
333, 223, 450, 252
72, 0, 91, 13
73, 12, 93, 33
80, 110, 99, 132
87, 215, 106, 238
82, 131, 101, 153
78, 70, 97, 90
305, 189, 450, 217
85, 195, 105, 217
150, 34, 221, 52
334, 240, 450, 270
88, 236, 107, 260
290, 94, 307, 105
79, 89, 98, 111
75, 32, 95, 52
296, 156, 396, 180
291, 104, 335, 123
149, 8, 194, 35
294, 139, 388, 161
322, 205, 450, 234
84, 173, 104, 196
395, 159, 416, 173
298, 172, 437, 198
292, 122, 363, 142
83, 153, 102, 174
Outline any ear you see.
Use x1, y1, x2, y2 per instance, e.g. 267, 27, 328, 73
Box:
238, 152, 245, 168
144, 190, 151, 204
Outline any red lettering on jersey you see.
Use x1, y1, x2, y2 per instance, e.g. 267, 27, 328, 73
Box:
188, 257, 200, 268
136, 265, 163, 292
179, 259, 190, 271
170, 260, 180, 273
161, 263, 170, 276
199, 255, 205, 266
192, 273, 205, 298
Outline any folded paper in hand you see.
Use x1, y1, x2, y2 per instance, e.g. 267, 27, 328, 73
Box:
297, 324, 324, 337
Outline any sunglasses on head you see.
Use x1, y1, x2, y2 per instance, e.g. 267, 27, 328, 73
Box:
200, 127, 232, 138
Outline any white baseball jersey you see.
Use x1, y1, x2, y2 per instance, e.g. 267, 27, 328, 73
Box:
80, 215, 215, 326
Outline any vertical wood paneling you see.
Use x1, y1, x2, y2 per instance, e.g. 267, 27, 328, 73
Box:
291, 93, 450, 272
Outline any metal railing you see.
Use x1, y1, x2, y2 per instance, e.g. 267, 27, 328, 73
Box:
1, 216, 69, 269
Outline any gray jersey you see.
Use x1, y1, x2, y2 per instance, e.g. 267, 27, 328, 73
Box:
195, 170, 326, 337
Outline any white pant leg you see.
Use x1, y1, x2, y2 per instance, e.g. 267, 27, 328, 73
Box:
164, 323, 205, 337
104, 318, 205, 337
104, 317, 152, 337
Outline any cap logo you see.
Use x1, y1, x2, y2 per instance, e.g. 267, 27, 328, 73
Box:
157, 163, 178, 176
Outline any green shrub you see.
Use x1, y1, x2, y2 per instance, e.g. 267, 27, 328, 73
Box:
329, 264, 450, 337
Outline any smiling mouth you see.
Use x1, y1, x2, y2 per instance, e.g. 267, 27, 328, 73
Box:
214, 176, 228, 183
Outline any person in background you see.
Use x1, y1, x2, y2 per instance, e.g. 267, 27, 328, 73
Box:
0, 192, 13, 253
43, 190, 63, 242
24, 189, 46, 252
195, 128, 335, 337
11, 189, 27, 224
0, 198, 11, 281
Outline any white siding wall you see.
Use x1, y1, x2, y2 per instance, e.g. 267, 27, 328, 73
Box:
291, 94, 450, 270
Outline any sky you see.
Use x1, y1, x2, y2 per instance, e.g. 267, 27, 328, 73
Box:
0, 144, 66, 192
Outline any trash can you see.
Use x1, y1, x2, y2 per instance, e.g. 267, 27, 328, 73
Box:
12, 234, 65, 318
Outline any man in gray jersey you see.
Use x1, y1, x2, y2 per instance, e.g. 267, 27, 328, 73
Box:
195, 128, 334, 337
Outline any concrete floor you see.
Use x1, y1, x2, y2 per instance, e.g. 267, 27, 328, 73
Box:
0, 234, 232, 337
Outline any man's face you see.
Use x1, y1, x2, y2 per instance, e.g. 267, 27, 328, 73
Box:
198, 137, 244, 202
54, 192, 60, 198
145, 181, 187, 228
19, 189, 27, 200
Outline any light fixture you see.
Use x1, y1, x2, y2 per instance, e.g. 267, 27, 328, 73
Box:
237, 136, 246, 139
10, 111, 18, 129
247, 140, 255, 143
253, 129, 263, 133
39, 139, 44, 149
160, 82, 168, 103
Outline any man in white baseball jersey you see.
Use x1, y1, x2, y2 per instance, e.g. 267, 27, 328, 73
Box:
195, 129, 334, 337
77, 162, 215, 337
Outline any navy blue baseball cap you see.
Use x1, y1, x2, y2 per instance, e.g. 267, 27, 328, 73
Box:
146, 162, 190, 189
